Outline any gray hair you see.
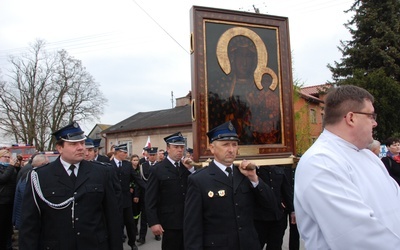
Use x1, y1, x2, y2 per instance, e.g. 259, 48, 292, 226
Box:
367, 140, 380, 150
32, 154, 49, 167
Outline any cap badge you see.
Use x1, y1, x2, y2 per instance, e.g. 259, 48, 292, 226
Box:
228, 122, 234, 131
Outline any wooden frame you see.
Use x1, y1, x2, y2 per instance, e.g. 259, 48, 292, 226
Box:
190, 6, 295, 162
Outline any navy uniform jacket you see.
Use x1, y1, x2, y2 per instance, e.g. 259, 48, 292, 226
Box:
140, 161, 154, 182
96, 154, 111, 163
110, 160, 145, 209
254, 165, 294, 221
184, 161, 277, 250
145, 158, 191, 229
19, 158, 122, 250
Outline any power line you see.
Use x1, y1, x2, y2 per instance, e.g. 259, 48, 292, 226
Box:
131, 0, 189, 55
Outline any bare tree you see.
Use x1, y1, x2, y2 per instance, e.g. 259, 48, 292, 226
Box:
0, 40, 107, 151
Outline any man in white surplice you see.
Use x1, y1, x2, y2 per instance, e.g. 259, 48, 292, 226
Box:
294, 85, 400, 250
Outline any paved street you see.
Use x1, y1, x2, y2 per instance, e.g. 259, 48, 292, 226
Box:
123, 227, 305, 250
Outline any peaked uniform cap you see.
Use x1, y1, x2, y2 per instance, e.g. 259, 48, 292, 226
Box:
145, 147, 158, 154
207, 121, 240, 143
164, 132, 185, 145
93, 139, 101, 148
52, 121, 86, 142
85, 137, 95, 148
114, 144, 128, 152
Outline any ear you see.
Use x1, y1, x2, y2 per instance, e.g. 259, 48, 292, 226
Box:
344, 112, 355, 126
208, 143, 215, 154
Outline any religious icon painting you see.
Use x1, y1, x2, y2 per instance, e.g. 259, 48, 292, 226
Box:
190, 6, 295, 162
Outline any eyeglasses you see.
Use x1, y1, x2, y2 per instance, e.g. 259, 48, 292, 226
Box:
352, 111, 377, 121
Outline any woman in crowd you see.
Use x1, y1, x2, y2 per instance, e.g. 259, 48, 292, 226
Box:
0, 149, 18, 250
381, 137, 400, 185
130, 154, 141, 232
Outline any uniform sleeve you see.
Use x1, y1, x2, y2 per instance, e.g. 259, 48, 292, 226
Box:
184, 175, 204, 250
280, 168, 294, 212
253, 178, 277, 212
145, 166, 160, 227
18, 172, 41, 250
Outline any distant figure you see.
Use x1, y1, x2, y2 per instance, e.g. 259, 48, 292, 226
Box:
93, 138, 111, 163
367, 139, 381, 157
295, 85, 400, 249
84, 137, 96, 161
111, 144, 143, 250
381, 137, 400, 185
137, 147, 158, 245
0, 149, 18, 250
157, 149, 165, 162
13, 154, 49, 229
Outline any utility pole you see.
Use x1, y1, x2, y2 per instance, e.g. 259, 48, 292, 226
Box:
171, 91, 174, 108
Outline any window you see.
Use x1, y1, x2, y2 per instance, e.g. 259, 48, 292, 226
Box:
118, 140, 133, 156
310, 109, 317, 124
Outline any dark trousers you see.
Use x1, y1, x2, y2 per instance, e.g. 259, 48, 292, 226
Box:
161, 229, 184, 250
255, 219, 285, 250
132, 196, 141, 233
287, 214, 300, 250
122, 206, 137, 247
139, 194, 148, 238
0, 204, 13, 250
280, 211, 300, 250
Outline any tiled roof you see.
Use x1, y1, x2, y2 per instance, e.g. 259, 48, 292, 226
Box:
298, 84, 332, 103
301, 84, 331, 96
103, 105, 191, 134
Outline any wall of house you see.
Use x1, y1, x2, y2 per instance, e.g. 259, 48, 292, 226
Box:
293, 97, 324, 154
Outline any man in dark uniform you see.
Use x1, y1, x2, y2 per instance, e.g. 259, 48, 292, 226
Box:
111, 144, 144, 250
19, 121, 122, 250
183, 121, 277, 250
137, 147, 158, 245
254, 165, 294, 250
84, 137, 96, 161
157, 149, 166, 162
93, 139, 111, 163
146, 132, 195, 250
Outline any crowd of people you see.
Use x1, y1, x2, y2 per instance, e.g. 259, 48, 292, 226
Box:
3, 85, 400, 250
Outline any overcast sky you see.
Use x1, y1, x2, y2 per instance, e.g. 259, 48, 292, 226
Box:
0, 0, 354, 136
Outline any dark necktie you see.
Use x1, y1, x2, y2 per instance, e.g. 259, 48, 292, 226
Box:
69, 165, 77, 184
175, 161, 180, 175
117, 161, 122, 174
225, 166, 233, 184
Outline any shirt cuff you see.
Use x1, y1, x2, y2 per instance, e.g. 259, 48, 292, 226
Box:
250, 180, 259, 187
